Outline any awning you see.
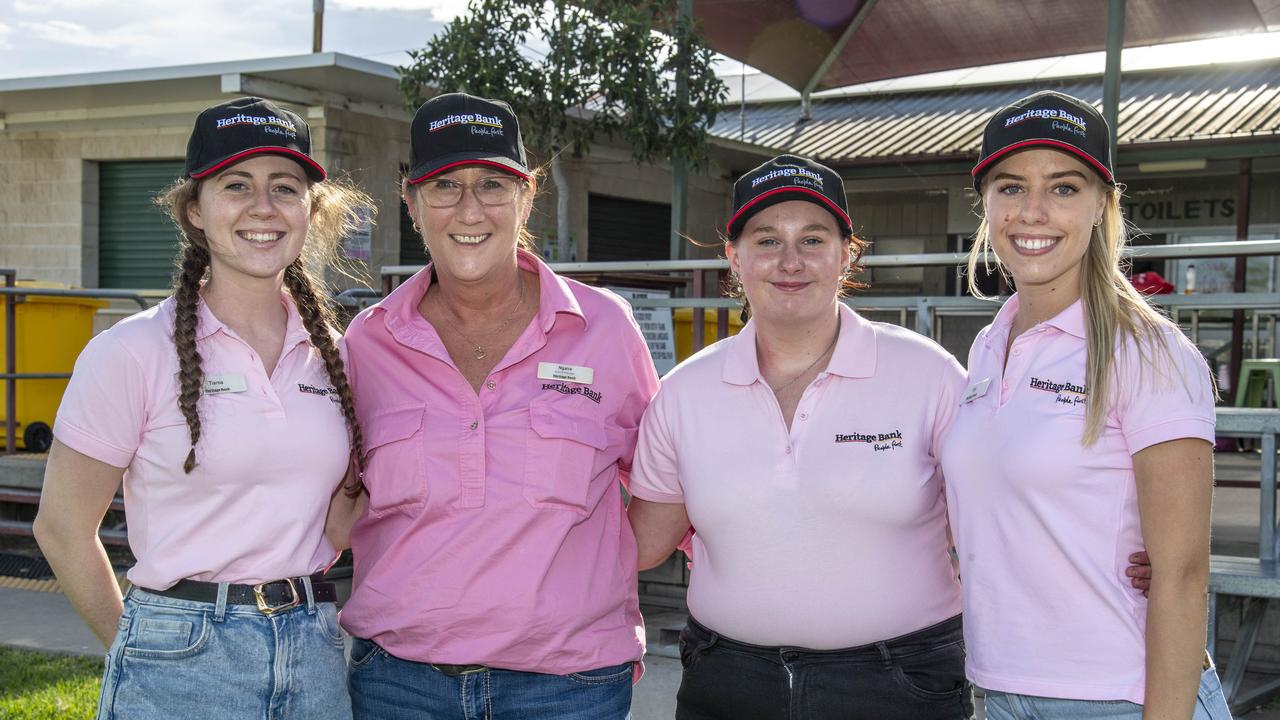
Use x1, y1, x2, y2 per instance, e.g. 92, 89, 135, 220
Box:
695, 0, 1280, 93
707, 59, 1280, 167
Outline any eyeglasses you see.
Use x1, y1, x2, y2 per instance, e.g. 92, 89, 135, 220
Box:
419, 175, 521, 208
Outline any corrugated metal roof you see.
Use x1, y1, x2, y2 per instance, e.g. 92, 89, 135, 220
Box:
709, 61, 1280, 165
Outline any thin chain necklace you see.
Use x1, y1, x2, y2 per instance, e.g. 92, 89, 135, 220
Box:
768, 315, 841, 395
437, 273, 527, 360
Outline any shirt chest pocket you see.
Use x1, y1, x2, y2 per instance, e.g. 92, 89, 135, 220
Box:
362, 404, 427, 517
523, 396, 612, 515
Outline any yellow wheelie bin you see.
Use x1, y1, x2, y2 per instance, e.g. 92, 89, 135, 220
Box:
0, 282, 108, 453
674, 307, 745, 362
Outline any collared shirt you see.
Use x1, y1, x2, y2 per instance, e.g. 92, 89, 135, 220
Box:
339, 249, 659, 674
629, 303, 964, 648
54, 295, 348, 590
940, 295, 1216, 703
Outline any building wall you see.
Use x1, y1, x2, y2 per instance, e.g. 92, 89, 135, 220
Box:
309, 106, 410, 285
525, 146, 734, 261
0, 127, 187, 286
0, 106, 412, 290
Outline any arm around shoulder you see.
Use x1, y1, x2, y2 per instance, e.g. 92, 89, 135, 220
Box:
628, 497, 691, 571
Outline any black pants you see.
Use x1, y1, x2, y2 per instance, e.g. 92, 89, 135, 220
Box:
675, 614, 973, 720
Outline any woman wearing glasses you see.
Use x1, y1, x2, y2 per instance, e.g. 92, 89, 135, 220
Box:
337, 93, 658, 720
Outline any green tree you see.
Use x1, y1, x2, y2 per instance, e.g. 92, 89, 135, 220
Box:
399, 0, 727, 260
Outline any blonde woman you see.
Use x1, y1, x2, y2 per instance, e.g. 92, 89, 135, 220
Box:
35, 97, 368, 720
940, 90, 1231, 719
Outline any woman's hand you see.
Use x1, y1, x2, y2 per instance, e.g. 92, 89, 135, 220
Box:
32, 439, 127, 647
1127, 550, 1152, 596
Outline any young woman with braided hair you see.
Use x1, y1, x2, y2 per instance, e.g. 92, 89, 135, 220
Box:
35, 97, 368, 720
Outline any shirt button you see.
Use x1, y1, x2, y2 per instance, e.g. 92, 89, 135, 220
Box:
785, 446, 792, 454
485, 381, 496, 390
1013, 349, 1021, 356
469, 420, 478, 431
799, 413, 808, 420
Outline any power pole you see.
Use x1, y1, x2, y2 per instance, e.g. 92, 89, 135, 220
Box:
313, 0, 324, 53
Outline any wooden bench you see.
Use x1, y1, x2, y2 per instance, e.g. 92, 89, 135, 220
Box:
1209, 408, 1280, 713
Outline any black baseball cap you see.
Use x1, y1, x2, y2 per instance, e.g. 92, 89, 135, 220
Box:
407, 93, 530, 184
728, 154, 852, 238
972, 90, 1114, 191
185, 97, 325, 182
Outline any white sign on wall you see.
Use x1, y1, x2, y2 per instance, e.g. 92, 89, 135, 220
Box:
609, 287, 677, 376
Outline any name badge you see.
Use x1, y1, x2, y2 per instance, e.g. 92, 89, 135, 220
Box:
203, 373, 248, 395
962, 378, 991, 404
537, 362, 594, 385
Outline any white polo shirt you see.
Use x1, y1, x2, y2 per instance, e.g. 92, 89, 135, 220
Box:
54, 295, 349, 590
630, 303, 965, 648
940, 295, 1216, 703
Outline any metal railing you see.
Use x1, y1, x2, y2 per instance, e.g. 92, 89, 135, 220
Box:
1, 269, 151, 455
381, 239, 1280, 356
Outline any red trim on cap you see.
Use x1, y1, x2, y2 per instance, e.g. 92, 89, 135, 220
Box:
972, 139, 1113, 184
191, 147, 326, 181
407, 159, 531, 185
728, 186, 852, 235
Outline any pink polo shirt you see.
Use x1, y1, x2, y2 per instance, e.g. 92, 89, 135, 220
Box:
339, 250, 660, 674
940, 295, 1216, 703
54, 295, 349, 590
629, 304, 965, 648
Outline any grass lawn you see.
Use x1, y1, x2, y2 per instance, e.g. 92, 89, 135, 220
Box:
0, 646, 100, 720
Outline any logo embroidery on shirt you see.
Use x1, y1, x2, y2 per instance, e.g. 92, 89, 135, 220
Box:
834, 430, 903, 452
1029, 376, 1088, 406
298, 383, 341, 403
541, 382, 603, 404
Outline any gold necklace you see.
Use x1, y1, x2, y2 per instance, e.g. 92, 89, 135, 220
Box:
437, 274, 527, 360
769, 315, 841, 395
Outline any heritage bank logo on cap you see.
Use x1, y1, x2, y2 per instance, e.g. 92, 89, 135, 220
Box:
750, 164, 825, 190
215, 113, 299, 136
428, 112, 505, 136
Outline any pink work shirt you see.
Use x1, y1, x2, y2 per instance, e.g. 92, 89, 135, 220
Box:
54, 295, 348, 590
940, 296, 1216, 703
339, 250, 659, 674
629, 304, 965, 648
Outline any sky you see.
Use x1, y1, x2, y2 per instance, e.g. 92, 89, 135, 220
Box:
2, 0, 1279, 94
0, 0, 466, 80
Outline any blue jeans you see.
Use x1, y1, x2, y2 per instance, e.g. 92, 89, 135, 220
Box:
676, 614, 972, 720
347, 636, 633, 720
983, 667, 1233, 719
96, 584, 351, 720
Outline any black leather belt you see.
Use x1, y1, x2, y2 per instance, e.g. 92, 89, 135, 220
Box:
144, 573, 336, 615
431, 663, 488, 676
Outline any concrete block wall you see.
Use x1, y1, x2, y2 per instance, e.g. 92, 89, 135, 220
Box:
310, 107, 411, 287
0, 127, 187, 287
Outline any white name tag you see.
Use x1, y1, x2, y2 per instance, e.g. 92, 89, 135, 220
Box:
537, 362, 594, 385
203, 373, 248, 395
962, 378, 991, 404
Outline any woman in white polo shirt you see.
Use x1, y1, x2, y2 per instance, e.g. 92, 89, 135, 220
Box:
940, 90, 1231, 719
628, 154, 973, 719
35, 97, 369, 720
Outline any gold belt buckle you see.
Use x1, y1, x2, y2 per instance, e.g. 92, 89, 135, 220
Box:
253, 578, 300, 616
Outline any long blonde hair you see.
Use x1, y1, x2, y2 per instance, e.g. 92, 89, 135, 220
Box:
968, 184, 1203, 446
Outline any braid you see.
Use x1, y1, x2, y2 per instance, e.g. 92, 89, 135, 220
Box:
173, 243, 209, 473
283, 261, 367, 496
